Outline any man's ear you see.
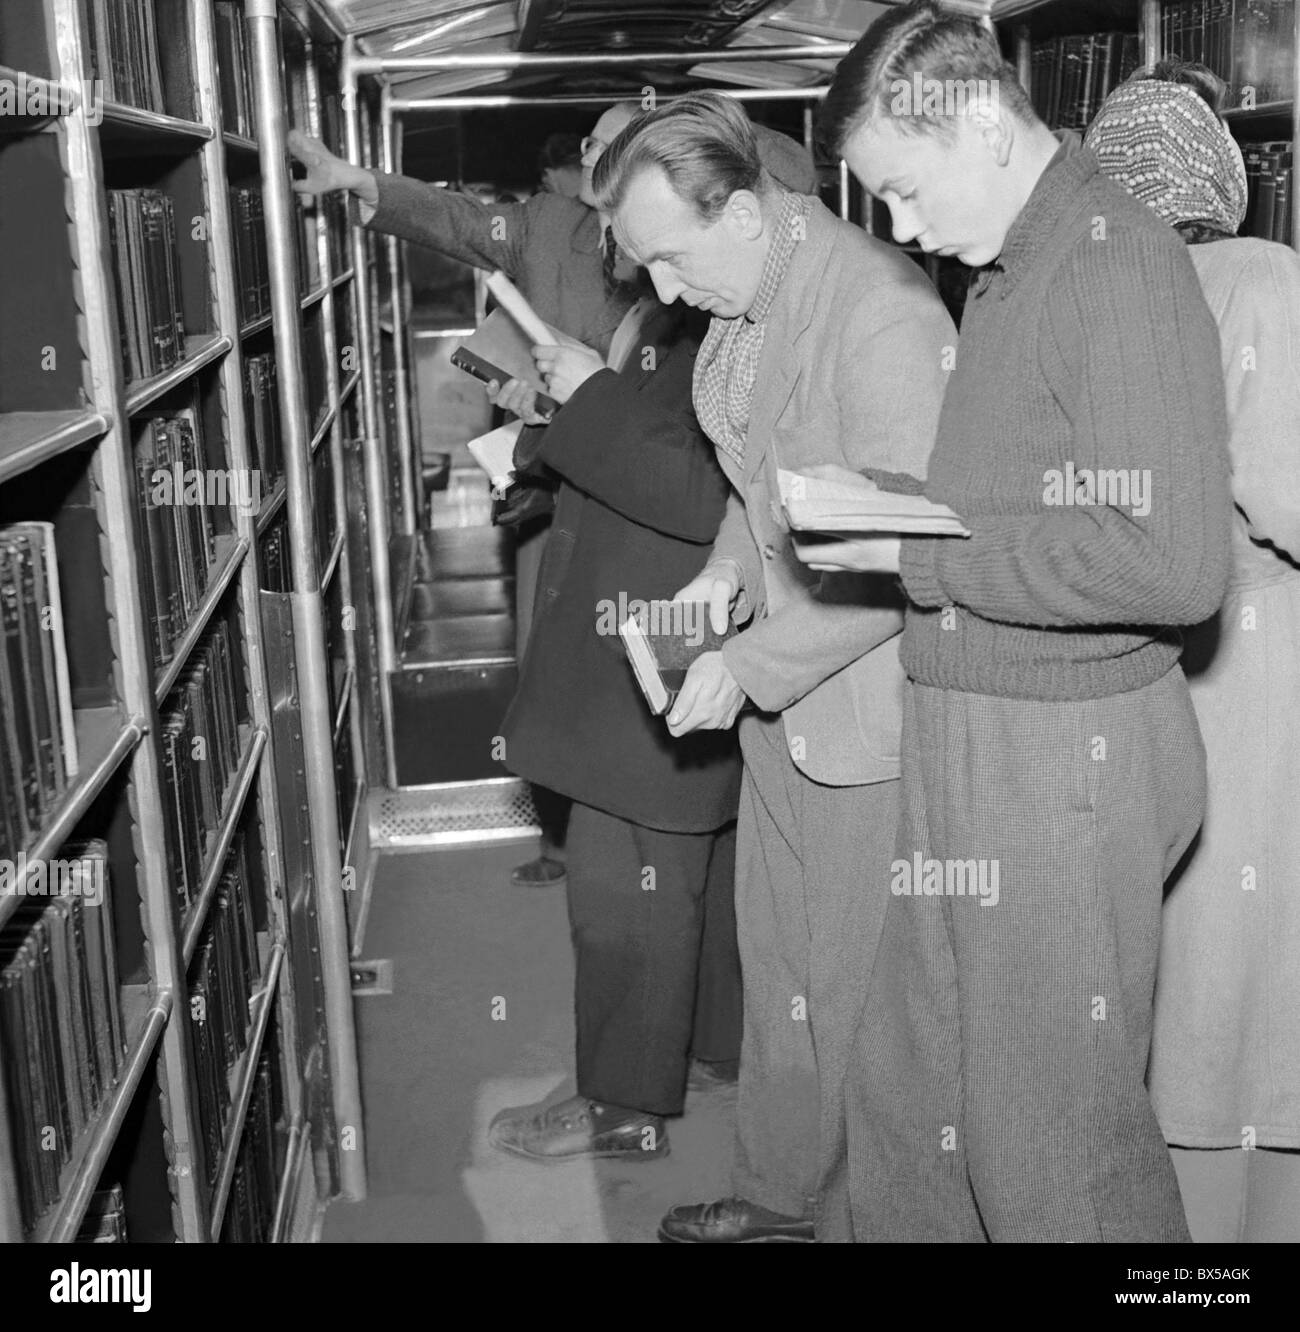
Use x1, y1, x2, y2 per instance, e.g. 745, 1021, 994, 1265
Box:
725, 189, 765, 241
971, 101, 1014, 168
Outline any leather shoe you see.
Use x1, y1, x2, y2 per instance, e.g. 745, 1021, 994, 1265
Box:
489, 1094, 668, 1163
658, 1196, 813, 1243
510, 855, 566, 887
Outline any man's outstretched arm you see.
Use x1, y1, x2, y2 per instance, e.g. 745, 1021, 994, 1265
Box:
288, 129, 532, 276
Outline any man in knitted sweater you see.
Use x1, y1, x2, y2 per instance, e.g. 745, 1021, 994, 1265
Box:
815, 3, 1233, 1241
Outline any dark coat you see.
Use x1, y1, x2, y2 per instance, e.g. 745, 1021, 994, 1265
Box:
499, 314, 741, 834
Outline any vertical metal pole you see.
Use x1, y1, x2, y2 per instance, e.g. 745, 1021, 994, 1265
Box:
394, 113, 425, 531
343, 38, 400, 788
303, 42, 370, 950
245, 0, 366, 1201
838, 158, 850, 220
1292, 13, 1300, 250
1016, 26, 1032, 97
381, 88, 418, 537
195, 0, 304, 1134
1141, 0, 1162, 69
802, 103, 813, 153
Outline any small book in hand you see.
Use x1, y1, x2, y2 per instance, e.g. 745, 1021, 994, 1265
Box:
618, 602, 736, 716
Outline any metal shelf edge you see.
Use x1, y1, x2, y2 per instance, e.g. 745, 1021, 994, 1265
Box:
206, 942, 286, 1241
331, 666, 354, 745
255, 477, 288, 534
180, 727, 269, 966
309, 401, 338, 454
99, 101, 215, 141
321, 527, 345, 591
35, 988, 173, 1244
0, 710, 145, 931
125, 334, 232, 415
0, 409, 110, 486
153, 535, 250, 706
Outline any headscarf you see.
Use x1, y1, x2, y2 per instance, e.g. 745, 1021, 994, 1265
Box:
1084, 77, 1247, 235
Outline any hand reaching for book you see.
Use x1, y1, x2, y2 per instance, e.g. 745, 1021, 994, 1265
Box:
666, 651, 746, 736
288, 129, 377, 207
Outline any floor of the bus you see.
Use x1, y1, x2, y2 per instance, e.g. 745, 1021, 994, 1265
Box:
323, 838, 1299, 1243
321, 837, 737, 1243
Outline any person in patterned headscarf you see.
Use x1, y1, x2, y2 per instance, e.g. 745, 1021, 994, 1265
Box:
1088, 63, 1300, 1230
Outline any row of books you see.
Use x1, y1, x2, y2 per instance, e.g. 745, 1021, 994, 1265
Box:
231, 186, 272, 327
314, 435, 338, 573
0, 524, 77, 861
298, 200, 324, 296
1162, 0, 1297, 107
76, 1185, 128, 1242
1029, 31, 1141, 130
0, 842, 124, 1235
304, 310, 330, 430
259, 512, 292, 595
218, 1047, 281, 1242
134, 409, 220, 670
161, 621, 244, 914
214, 0, 255, 140
334, 707, 357, 838
84, 0, 165, 115
325, 184, 351, 277
190, 833, 260, 1188
1243, 139, 1294, 240
244, 351, 284, 489
107, 189, 186, 385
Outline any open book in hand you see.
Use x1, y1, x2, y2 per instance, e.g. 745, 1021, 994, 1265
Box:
777, 467, 970, 536
465, 420, 523, 493
618, 602, 737, 717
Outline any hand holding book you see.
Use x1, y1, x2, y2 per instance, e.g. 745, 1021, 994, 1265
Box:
779, 465, 968, 573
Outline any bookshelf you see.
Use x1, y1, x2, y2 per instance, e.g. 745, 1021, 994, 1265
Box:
0, 0, 370, 1242
996, 0, 1300, 249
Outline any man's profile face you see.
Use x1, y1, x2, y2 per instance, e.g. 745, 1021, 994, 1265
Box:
611, 166, 766, 318
579, 104, 637, 207
842, 113, 1012, 268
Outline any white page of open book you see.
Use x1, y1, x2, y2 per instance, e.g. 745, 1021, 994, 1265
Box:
466, 420, 523, 489
777, 468, 970, 536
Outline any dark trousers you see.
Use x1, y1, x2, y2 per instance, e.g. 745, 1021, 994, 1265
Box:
566, 802, 741, 1117
841, 672, 1202, 1242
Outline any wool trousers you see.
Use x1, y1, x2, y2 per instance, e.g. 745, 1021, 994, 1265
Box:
730, 712, 898, 1223
566, 802, 741, 1117
842, 671, 1204, 1242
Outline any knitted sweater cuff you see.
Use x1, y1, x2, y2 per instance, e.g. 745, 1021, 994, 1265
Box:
900, 537, 948, 608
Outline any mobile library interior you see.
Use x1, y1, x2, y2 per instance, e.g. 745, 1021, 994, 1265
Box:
0, 0, 1295, 1245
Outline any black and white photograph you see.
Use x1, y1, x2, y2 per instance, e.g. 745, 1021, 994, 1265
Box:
0, 0, 1296, 1296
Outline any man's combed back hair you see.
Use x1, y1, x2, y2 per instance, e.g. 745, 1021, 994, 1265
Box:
592, 91, 763, 221
818, 0, 1035, 153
